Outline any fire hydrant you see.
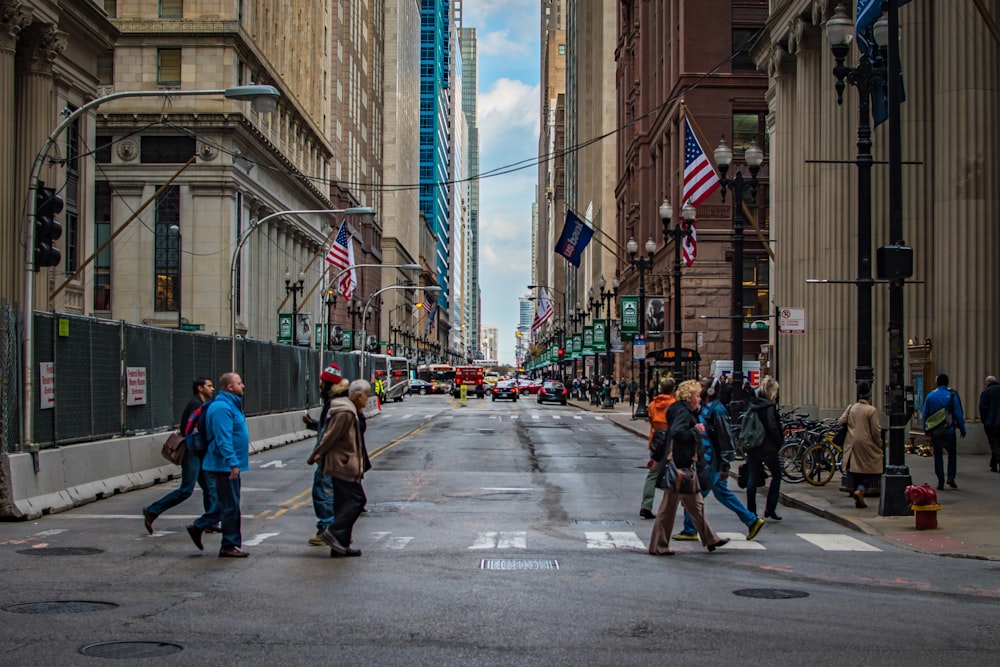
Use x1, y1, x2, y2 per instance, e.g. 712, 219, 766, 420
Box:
905, 484, 941, 530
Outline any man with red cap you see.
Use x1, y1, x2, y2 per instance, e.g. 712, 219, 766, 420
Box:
303, 364, 349, 545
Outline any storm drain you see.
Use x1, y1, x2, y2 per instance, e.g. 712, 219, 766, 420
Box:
3, 600, 118, 614
733, 588, 810, 600
573, 519, 633, 527
79, 641, 183, 659
16, 547, 103, 556
480, 559, 559, 571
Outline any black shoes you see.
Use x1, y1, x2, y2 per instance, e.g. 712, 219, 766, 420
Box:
219, 546, 249, 558
204, 524, 222, 533
947, 478, 958, 489
764, 510, 783, 521
185, 524, 204, 551
937, 482, 945, 490
707, 538, 731, 552
639, 508, 655, 520
142, 507, 156, 535
854, 489, 868, 509
331, 547, 362, 558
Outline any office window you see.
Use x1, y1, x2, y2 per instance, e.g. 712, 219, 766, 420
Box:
97, 50, 114, 85
732, 111, 769, 155
141, 135, 196, 163
103, 0, 117, 18
157, 48, 181, 86
558, 44, 566, 55
94, 182, 112, 310
732, 28, 758, 71
95, 136, 112, 164
159, 0, 182, 18
154, 185, 180, 312
743, 258, 769, 319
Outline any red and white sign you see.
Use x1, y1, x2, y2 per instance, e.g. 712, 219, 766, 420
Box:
779, 307, 806, 334
39, 362, 55, 410
126, 367, 147, 406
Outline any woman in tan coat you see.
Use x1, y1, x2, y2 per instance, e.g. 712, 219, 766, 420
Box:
838, 381, 883, 508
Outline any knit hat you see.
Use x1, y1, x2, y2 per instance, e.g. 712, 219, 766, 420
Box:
320, 364, 342, 384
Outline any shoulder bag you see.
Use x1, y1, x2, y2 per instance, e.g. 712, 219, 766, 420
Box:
664, 439, 699, 495
832, 404, 852, 447
160, 431, 186, 465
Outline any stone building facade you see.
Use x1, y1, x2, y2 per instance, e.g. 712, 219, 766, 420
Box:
753, 0, 1000, 431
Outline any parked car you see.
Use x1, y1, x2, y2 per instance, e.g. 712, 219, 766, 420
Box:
537, 381, 568, 405
519, 379, 542, 395
408, 379, 433, 395
492, 380, 519, 402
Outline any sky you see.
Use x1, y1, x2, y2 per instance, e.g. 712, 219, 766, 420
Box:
464, 0, 541, 365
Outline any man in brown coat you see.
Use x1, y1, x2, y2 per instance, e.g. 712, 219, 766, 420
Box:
309, 379, 371, 557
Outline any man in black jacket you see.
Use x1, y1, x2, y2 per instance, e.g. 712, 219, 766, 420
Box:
979, 375, 1000, 472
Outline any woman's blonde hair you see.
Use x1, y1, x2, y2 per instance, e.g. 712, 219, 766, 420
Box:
675, 379, 702, 402
758, 375, 779, 401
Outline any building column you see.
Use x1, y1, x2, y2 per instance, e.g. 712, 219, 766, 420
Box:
0, 1, 31, 304
15, 21, 66, 309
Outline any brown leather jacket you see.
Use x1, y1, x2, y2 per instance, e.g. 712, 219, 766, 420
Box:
309, 397, 366, 482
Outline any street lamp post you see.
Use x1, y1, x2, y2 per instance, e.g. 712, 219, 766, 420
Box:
284, 268, 305, 316
628, 236, 657, 419
661, 200, 697, 381
598, 275, 619, 408
347, 298, 364, 350
714, 136, 764, 400
325, 289, 336, 349
168, 224, 183, 330
23, 84, 281, 446
359, 285, 441, 381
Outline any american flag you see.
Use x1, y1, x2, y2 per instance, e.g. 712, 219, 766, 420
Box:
325, 221, 354, 300
683, 118, 720, 208
681, 221, 697, 267
424, 303, 437, 334
531, 287, 553, 334
338, 233, 356, 300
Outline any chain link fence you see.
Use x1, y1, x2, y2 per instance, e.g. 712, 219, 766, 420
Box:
0, 307, 379, 453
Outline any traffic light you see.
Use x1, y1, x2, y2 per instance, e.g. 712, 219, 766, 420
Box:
34, 181, 63, 270
557, 347, 564, 360
386, 347, 393, 356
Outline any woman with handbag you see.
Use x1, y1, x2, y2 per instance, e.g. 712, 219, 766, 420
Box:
839, 381, 884, 508
647, 380, 730, 555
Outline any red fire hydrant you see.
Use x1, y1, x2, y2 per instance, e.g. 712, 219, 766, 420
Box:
905, 484, 941, 530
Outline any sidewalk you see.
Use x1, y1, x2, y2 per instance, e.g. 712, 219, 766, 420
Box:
571, 394, 1000, 560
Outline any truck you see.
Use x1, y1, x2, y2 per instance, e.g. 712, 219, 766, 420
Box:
452, 366, 486, 399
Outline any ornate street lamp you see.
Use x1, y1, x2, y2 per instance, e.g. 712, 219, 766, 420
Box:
627, 235, 657, 419
715, 135, 764, 401
598, 274, 619, 408
661, 198, 697, 381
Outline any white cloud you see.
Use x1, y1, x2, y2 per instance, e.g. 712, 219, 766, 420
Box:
478, 29, 531, 58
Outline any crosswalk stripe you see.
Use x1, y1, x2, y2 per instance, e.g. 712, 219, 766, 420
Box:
552, 415, 561, 420
243, 532, 280, 546
573, 416, 582, 420
585, 531, 645, 549
797, 533, 882, 551
531, 414, 540, 420
369, 532, 414, 549
594, 416, 604, 421
469, 531, 527, 550
715, 531, 766, 550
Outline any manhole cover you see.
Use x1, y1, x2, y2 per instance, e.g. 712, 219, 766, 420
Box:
574, 519, 633, 526
733, 588, 810, 600
16, 547, 103, 556
480, 559, 559, 571
4, 600, 118, 614
80, 641, 183, 659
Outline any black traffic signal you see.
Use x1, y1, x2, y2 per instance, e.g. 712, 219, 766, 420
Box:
34, 181, 63, 270
557, 347, 565, 360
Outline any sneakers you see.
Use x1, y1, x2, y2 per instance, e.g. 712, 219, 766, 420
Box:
308, 532, 326, 546
672, 532, 699, 541
746, 518, 765, 541
639, 508, 655, 520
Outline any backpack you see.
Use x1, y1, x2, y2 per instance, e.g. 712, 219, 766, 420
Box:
184, 398, 214, 455
738, 408, 766, 452
709, 404, 736, 462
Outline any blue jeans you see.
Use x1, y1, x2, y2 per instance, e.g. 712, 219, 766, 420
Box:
146, 452, 218, 519
312, 466, 336, 531
200, 472, 241, 549
931, 431, 958, 484
681, 469, 757, 534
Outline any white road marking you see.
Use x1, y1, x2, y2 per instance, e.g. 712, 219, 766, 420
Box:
510, 415, 519, 420
259, 460, 285, 469
531, 414, 540, 420
243, 532, 280, 546
368, 532, 414, 549
573, 416, 583, 420
585, 531, 645, 550
716, 531, 766, 549
32, 529, 67, 537
468, 531, 527, 550
552, 415, 561, 420
797, 533, 882, 551
593, 416, 605, 421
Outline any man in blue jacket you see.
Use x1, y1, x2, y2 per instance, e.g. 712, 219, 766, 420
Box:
187, 372, 250, 558
922, 373, 967, 490
979, 375, 1000, 472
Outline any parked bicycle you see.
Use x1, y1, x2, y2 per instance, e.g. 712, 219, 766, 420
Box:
800, 423, 843, 486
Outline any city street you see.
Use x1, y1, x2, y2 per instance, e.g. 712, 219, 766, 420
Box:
0, 396, 997, 665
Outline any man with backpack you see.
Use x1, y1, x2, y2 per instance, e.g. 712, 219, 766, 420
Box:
187, 372, 251, 558
142, 377, 219, 535
922, 373, 967, 490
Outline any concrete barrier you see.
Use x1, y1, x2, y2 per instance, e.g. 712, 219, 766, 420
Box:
0, 410, 315, 520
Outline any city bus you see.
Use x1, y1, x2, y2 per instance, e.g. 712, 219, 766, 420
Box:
416, 363, 455, 394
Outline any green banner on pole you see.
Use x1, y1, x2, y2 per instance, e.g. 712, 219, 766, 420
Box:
583, 325, 594, 355
342, 330, 354, 351
620, 296, 639, 334
278, 313, 293, 344
594, 319, 606, 346
573, 333, 582, 356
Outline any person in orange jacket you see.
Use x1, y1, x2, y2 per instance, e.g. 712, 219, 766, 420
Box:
639, 378, 676, 519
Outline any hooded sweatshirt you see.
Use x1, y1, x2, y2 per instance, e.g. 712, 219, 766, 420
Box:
647, 393, 677, 449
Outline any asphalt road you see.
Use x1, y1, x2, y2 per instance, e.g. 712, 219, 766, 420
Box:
0, 394, 997, 665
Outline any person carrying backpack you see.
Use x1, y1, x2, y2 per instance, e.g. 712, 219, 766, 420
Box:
142, 377, 220, 535
744, 376, 784, 521
922, 373, 967, 490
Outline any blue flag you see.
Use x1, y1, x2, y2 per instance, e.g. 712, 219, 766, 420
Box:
856, 0, 912, 127
554, 209, 594, 267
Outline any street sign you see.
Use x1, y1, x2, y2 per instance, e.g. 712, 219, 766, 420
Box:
779, 307, 806, 334
180, 323, 204, 331
633, 334, 645, 360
